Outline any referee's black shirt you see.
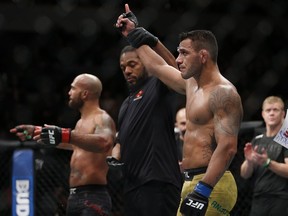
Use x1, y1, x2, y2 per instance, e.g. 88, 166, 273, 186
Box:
118, 76, 183, 193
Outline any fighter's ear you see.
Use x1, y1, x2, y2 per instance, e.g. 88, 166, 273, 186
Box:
199, 49, 208, 64
81, 89, 89, 99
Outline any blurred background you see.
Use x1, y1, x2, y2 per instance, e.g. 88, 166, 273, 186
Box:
0, 0, 287, 215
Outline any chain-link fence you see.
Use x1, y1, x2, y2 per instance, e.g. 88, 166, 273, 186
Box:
0, 121, 263, 216
0, 141, 126, 216
0, 143, 71, 216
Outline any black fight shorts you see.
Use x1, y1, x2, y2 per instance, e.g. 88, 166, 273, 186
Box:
66, 184, 112, 216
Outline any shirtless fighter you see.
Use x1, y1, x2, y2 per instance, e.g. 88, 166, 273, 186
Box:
10, 73, 116, 216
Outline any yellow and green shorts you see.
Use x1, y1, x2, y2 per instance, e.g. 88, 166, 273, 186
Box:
177, 169, 237, 216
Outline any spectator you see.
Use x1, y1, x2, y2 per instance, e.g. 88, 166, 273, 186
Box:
240, 96, 288, 216
175, 107, 186, 171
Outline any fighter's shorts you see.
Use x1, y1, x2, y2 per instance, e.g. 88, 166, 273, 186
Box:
66, 184, 112, 216
177, 169, 237, 216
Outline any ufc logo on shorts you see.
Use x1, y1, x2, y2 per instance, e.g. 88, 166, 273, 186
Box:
48, 130, 56, 144
184, 171, 190, 179
185, 198, 204, 210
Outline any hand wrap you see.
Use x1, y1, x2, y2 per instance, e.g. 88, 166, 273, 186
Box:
180, 181, 213, 216
127, 27, 159, 48
40, 126, 71, 146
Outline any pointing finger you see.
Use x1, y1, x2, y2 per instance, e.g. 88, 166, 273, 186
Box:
125, 3, 131, 13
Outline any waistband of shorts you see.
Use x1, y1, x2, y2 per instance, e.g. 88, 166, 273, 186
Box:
70, 184, 107, 195
183, 167, 207, 181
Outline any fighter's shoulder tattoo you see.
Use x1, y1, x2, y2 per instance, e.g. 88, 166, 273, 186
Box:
209, 86, 243, 136
94, 112, 116, 136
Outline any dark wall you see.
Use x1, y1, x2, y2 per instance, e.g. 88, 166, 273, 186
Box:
0, 0, 287, 134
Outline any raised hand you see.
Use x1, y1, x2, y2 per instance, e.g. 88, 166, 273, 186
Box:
252, 145, 269, 167
115, 4, 138, 36
243, 142, 254, 162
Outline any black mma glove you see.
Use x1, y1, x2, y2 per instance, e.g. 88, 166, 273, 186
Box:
180, 181, 213, 216
106, 156, 124, 181
116, 11, 138, 32
122, 11, 138, 28
127, 27, 159, 48
106, 156, 124, 170
40, 126, 71, 146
